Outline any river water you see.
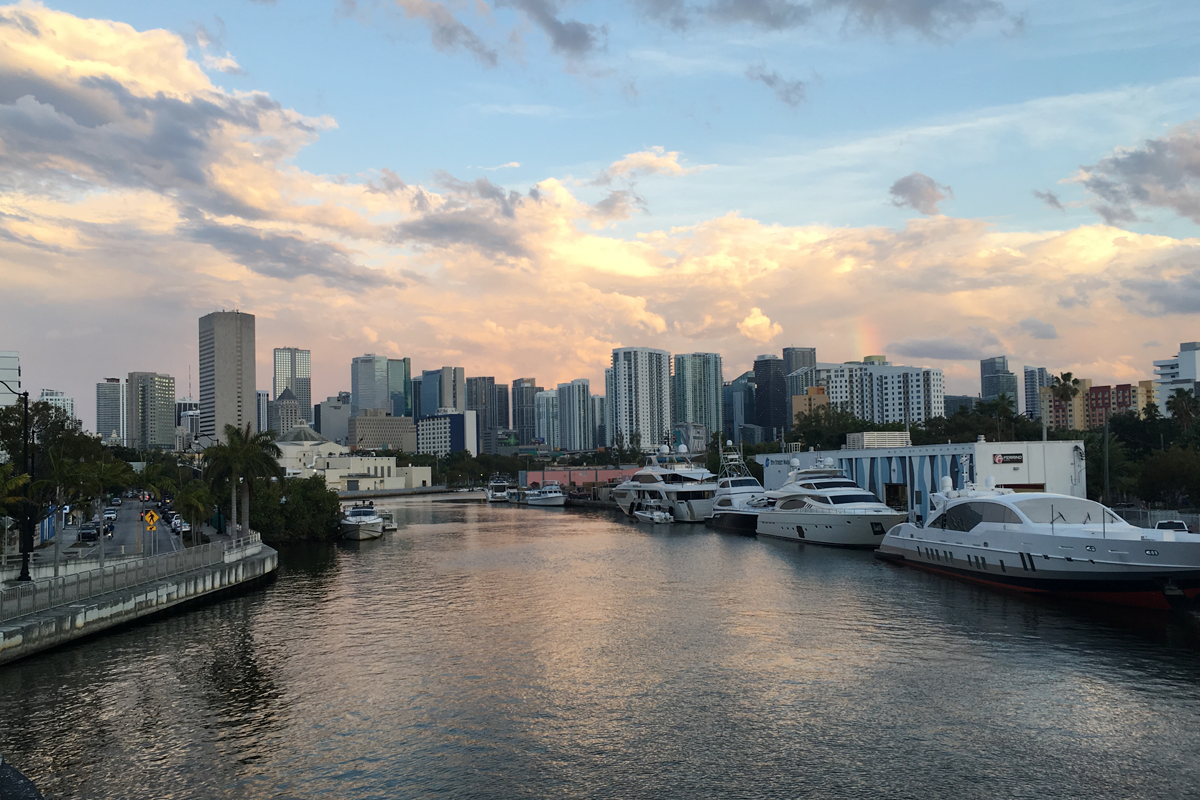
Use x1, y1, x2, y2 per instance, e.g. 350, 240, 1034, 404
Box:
4, 501, 1200, 799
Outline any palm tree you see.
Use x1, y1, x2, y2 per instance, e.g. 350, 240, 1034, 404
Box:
204, 423, 282, 538
1051, 372, 1081, 429
992, 393, 1015, 441
1167, 389, 1200, 433
174, 480, 212, 547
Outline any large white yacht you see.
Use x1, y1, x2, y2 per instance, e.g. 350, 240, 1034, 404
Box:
877, 477, 1200, 610
526, 481, 566, 507
486, 475, 510, 502
705, 444, 766, 535
341, 504, 384, 540
613, 445, 718, 523
755, 458, 908, 547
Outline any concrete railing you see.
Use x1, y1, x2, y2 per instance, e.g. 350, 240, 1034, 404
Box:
0, 534, 262, 624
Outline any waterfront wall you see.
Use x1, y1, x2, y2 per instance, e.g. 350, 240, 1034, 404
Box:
0, 541, 277, 666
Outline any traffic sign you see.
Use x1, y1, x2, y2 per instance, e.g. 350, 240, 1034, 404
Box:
147, 525, 156, 532
145, 510, 160, 526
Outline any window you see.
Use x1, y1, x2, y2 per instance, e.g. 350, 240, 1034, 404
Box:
1013, 498, 1121, 525
829, 493, 879, 505
779, 499, 806, 510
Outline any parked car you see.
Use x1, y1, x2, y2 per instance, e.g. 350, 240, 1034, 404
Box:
178, 521, 191, 535
111, 497, 122, 506
79, 523, 99, 542
103, 508, 118, 521
1154, 520, 1190, 532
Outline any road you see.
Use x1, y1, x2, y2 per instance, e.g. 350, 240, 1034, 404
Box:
74, 500, 183, 560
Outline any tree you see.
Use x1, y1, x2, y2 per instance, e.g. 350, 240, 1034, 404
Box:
174, 480, 212, 547
1050, 372, 1081, 429
1167, 389, 1200, 434
203, 423, 282, 538
1139, 447, 1200, 507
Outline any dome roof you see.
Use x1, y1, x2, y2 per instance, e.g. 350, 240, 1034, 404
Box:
275, 419, 330, 443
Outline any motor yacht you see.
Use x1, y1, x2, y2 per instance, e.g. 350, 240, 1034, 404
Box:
612, 445, 718, 523
486, 475, 510, 503
526, 481, 566, 507
755, 458, 907, 548
705, 443, 766, 535
877, 477, 1200, 610
341, 504, 384, 540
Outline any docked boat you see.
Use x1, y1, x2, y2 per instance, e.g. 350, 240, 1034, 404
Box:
486, 475, 510, 502
755, 458, 907, 548
526, 482, 566, 507
612, 445, 718, 523
877, 477, 1200, 610
378, 509, 398, 531
705, 443, 766, 535
634, 509, 674, 524
341, 504, 384, 540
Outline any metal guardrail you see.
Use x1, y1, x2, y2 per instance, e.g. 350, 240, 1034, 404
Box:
0, 534, 262, 624
1114, 509, 1200, 531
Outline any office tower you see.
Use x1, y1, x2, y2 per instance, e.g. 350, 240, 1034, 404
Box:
534, 389, 560, 449
417, 410, 478, 457
256, 390, 270, 433
37, 389, 75, 422
1153, 342, 1200, 417
388, 357, 411, 417
826, 362, 945, 425
199, 311, 256, 443
175, 396, 199, 427
512, 377, 542, 446
493, 384, 510, 429
557, 379, 593, 451
0, 351, 19, 408
314, 395, 352, 444
943, 395, 977, 416
273, 347, 312, 423
1023, 366, 1052, 419
351, 354, 390, 415
753, 354, 788, 441
466, 376, 500, 454
410, 375, 423, 420
610, 347, 672, 452
419, 367, 465, 416
782, 347, 817, 377
604, 367, 614, 448
96, 377, 128, 444
591, 395, 606, 449
723, 371, 756, 444
349, 409, 418, 452
268, 388, 302, 435
672, 353, 723, 439
127, 372, 176, 450
980, 356, 1018, 405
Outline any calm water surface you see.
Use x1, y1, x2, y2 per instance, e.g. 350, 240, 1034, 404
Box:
4, 502, 1200, 798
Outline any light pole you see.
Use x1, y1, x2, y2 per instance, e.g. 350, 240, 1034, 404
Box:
0, 380, 32, 581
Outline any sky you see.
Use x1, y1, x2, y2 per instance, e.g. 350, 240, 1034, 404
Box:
1, 0, 1199, 431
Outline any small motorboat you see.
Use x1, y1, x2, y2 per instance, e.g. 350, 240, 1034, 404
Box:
634, 509, 674, 524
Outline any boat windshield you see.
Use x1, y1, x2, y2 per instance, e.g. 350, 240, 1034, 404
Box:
828, 493, 881, 505
348, 508, 374, 518
1012, 497, 1122, 525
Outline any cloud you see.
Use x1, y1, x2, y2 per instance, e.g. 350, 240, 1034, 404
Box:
888, 172, 953, 215
746, 64, 805, 107
394, 0, 498, 67
481, 162, 521, 171
737, 307, 783, 342
1033, 189, 1063, 211
1079, 121, 1200, 226
1122, 270, 1200, 316
595, 146, 704, 185
202, 51, 244, 75
499, 0, 605, 58
888, 327, 1002, 361
1019, 316, 1058, 340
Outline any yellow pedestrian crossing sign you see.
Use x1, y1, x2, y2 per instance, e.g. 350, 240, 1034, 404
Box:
145, 510, 159, 526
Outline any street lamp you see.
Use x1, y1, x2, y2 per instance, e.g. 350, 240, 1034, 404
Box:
0, 379, 32, 581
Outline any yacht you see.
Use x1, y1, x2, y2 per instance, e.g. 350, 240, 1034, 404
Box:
755, 458, 907, 547
705, 444, 766, 535
612, 445, 718, 523
634, 508, 674, 524
877, 477, 1200, 610
341, 504, 384, 540
486, 475, 510, 502
526, 482, 566, 507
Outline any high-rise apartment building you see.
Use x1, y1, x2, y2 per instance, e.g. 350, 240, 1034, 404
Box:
127, 371, 176, 450
782, 346, 817, 377
420, 367, 465, 417
723, 371, 756, 444
603, 368, 614, 447
1153, 342, 1200, 416
37, 389, 75, 422
388, 357, 411, 417
351, 354, 390, 415
980, 356, 1019, 405
1086, 382, 1156, 428
557, 379, 594, 451
96, 377, 127, 444
535, 389, 560, 449
826, 360, 945, 425
610, 347, 672, 451
591, 395, 606, 449
753, 354, 788, 441
672, 353, 723, 440
1039, 379, 1092, 430
493, 384, 510, 430
417, 410, 478, 457
0, 351, 20, 408
410, 375, 423, 420
467, 376, 505, 454
199, 311, 256, 443
512, 377, 542, 446
273, 347, 312, 423
1023, 366, 1052, 420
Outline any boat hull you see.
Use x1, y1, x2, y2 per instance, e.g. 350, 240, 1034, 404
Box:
757, 510, 907, 548
341, 521, 383, 540
707, 509, 760, 535
634, 510, 673, 524
527, 495, 566, 507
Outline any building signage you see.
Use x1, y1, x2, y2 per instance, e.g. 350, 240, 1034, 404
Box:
993, 453, 1024, 464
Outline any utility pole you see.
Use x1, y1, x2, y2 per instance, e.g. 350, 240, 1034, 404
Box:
1104, 410, 1111, 506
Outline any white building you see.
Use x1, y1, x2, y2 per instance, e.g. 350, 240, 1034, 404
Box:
611, 347, 672, 451
1153, 342, 1200, 416
274, 422, 430, 492
759, 438, 1086, 522
314, 394, 351, 445
557, 379, 594, 451
199, 311, 256, 443
672, 352, 723, 438
274, 347, 312, 423
0, 351, 19, 408
826, 362, 944, 425
417, 410, 478, 457
534, 389, 559, 449
37, 389, 74, 421
96, 377, 128, 444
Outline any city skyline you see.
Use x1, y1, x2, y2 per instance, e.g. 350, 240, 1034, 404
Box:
4, 3, 1200, 429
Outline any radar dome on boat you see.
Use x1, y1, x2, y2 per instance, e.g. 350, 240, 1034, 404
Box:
940, 476, 953, 492
985, 475, 997, 489
659, 444, 670, 454
790, 458, 801, 468
726, 440, 733, 447
823, 457, 835, 467
677, 444, 689, 454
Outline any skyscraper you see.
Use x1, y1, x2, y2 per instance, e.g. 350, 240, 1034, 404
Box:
199, 311, 256, 443
466, 376, 496, 426
96, 377, 127, 444
256, 390, 270, 433
493, 384, 510, 430
388, 357, 411, 417
37, 389, 75, 423
0, 351, 20, 408
782, 346, 817, 377
753, 354, 788, 441
410, 375, 424, 420
591, 395, 606, 449
127, 372, 176, 450
825, 361, 945, 425
512, 377, 542, 446
1023, 366, 1052, 420
723, 371, 756, 444
420, 367, 465, 416
273, 347, 312, 423
672, 352, 723, 439
534, 389, 559, 448
610, 347, 672, 451
980, 356, 1018, 405
557, 379, 594, 451
351, 354, 390, 415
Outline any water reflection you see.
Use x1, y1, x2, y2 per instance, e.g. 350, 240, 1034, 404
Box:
4, 503, 1200, 798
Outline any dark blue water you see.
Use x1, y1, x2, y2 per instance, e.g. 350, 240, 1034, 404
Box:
4, 501, 1200, 799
